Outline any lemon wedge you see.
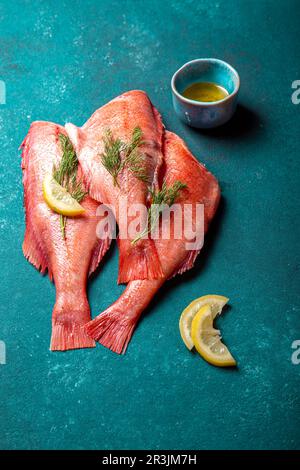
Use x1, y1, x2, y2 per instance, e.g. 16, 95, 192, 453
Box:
191, 304, 236, 367
179, 295, 229, 350
43, 174, 85, 216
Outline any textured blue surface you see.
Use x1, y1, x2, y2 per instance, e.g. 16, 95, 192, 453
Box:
0, 0, 300, 450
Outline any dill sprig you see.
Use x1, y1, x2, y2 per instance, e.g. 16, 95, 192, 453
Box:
101, 126, 149, 186
53, 134, 77, 186
132, 180, 187, 244
101, 130, 123, 186
53, 134, 87, 238
68, 173, 87, 203
150, 180, 187, 207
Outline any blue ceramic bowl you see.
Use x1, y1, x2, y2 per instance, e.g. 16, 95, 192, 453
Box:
171, 58, 240, 128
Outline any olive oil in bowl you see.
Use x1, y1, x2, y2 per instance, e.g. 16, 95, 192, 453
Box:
171, 58, 240, 127
182, 82, 229, 103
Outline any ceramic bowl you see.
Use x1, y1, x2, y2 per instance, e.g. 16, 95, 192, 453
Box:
171, 58, 240, 128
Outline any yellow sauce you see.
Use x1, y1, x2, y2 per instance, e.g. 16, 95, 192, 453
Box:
182, 82, 229, 102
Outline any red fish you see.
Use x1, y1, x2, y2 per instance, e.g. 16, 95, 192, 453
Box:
21, 121, 110, 350
65, 90, 164, 283
84, 131, 221, 353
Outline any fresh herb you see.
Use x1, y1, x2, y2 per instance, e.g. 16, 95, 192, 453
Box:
101, 126, 149, 186
101, 130, 123, 186
53, 134, 87, 238
122, 127, 149, 183
53, 134, 78, 186
150, 180, 187, 207
132, 180, 187, 244
67, 173, 87, 203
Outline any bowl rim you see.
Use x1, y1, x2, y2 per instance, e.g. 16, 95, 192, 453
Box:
171, 58, 240, 106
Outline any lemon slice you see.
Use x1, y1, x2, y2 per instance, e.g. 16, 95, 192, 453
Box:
43, 174, 85, 216
191, 304, 236, 367
179, 295, 229, 350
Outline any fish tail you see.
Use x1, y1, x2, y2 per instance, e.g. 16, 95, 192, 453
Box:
50, 294, 95, 351
85, 280, 161, 354
84, 307, 137, 354
117, 238, 163, 283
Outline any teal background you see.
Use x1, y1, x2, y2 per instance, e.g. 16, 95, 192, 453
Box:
0, 0, 299, 450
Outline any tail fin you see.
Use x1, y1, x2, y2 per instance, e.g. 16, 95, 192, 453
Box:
50, 295, 95, 351
118, 237, 163, 284
84, 307, 137, 354
85, 279, 161, 354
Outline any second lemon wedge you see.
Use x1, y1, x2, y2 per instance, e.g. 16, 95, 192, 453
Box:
191, 304, 236, 367
179, 295, 229, 350
43, 174, 85, 216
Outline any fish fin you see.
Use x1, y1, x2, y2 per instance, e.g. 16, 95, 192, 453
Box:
117, 237, 163, 283
169, 250, 200, 279
88, 236, 112, 276
85, 308, 136, 355
65, 123, 105, 203
22, 227, 50, 278
151, 104, 164, 191
85, 280, 160, 354
22, 131, 52, 279
64, 123, 85, 154
50, 298, 95, 351
50, 322, 95, 351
